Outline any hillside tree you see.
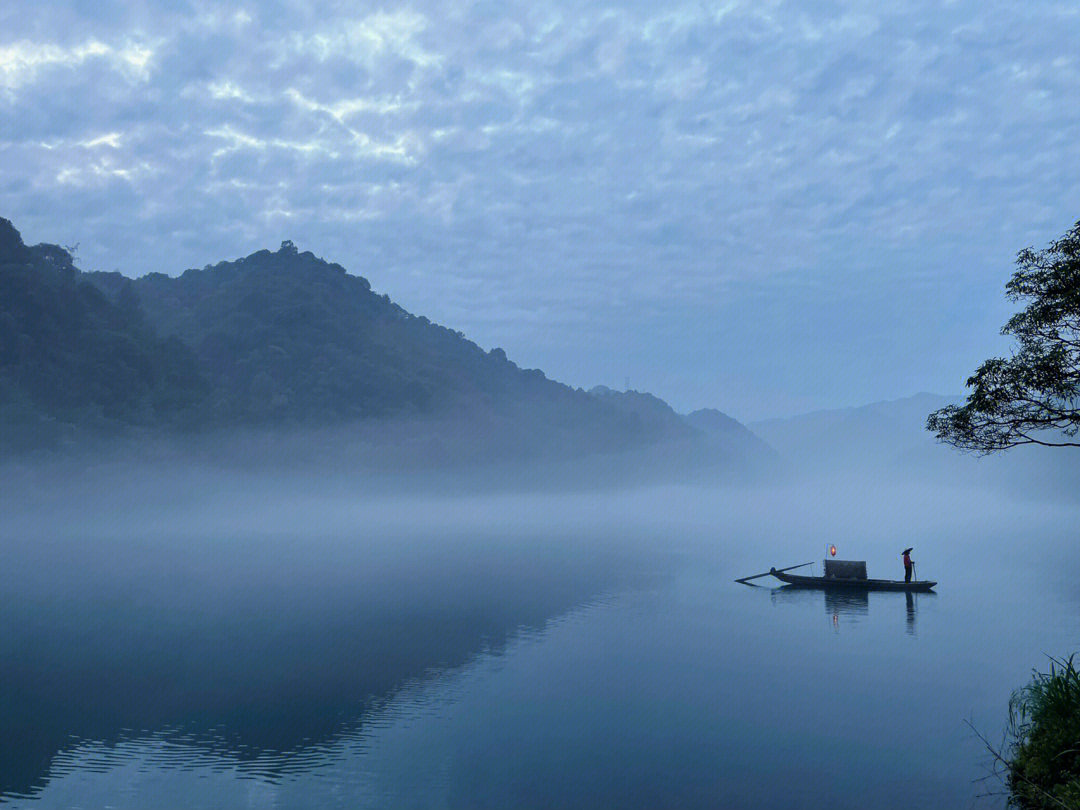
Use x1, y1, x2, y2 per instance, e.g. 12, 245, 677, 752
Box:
928, 221, 1080, 452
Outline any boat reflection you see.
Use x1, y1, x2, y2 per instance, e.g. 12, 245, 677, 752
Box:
825, 588, 868, 617
768, 585, 930, 634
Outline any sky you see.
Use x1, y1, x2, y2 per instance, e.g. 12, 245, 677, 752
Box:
2, 0, 1079, 420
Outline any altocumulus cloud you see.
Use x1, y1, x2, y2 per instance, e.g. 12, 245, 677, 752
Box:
1, 0, 1079, 417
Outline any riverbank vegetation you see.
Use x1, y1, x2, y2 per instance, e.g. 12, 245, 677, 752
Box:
1004, 656, 1080, 809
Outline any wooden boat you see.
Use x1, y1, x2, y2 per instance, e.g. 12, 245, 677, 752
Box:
770, 568, 936, 592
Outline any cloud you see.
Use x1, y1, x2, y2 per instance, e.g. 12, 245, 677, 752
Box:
0, 37, 155, 94
293, 10, 440, 71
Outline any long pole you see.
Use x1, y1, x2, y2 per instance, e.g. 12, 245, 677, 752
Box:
735, 561, 814, 585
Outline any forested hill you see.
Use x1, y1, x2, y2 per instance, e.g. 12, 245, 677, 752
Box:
0, 218, 205, 450
1, 217, 703, 458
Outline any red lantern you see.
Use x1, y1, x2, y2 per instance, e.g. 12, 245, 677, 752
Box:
829, 544, 837, 557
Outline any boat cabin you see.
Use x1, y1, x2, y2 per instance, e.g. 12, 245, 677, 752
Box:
822, 559, 867, 580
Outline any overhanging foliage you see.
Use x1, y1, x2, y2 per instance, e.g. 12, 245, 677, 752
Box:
928, 222, 1080, 452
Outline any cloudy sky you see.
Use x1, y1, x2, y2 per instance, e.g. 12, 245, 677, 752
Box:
2, 0, 1079, 418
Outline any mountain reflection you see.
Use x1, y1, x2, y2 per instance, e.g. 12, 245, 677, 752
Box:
0, 530, 646, 801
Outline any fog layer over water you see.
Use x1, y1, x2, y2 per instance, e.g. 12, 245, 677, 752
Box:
1, 460, 1077, 808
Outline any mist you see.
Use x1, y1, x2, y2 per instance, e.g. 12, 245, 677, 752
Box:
3, 399, 1079, 809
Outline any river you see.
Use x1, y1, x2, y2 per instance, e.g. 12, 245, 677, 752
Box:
1, 477, 1076, 808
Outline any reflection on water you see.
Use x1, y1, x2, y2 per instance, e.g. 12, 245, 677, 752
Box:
0, 529, 655, 803
825, 588, 869, 617
769, 584, 929, 635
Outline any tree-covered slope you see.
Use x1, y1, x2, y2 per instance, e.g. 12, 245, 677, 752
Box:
0, 216, 788, 479
683, 407, 777, 461
105, 241, 557, 422
1, 216, 764, 466
0, 219, 204, 449
588, 386, 694, 440
88, 241, 655, 452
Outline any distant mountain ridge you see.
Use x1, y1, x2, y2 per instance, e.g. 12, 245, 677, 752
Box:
748, 393, 957, 470
748, 392, 1080, 498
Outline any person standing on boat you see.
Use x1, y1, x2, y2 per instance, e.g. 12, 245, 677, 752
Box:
901, 547, 913, 583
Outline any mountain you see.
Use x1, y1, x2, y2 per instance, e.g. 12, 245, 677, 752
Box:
2, 217, 770, 473
581, 387, 785, 480
89, 241, 626, 435
683, 407, 777, 460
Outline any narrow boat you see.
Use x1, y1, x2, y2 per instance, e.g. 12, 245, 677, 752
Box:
736, 549, 938, 592
769, 567, 936, 592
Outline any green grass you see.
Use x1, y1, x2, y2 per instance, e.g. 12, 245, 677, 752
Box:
1007, 655, 1080, 809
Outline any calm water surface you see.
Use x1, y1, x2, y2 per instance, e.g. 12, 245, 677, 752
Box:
1, 479, 1077, 808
